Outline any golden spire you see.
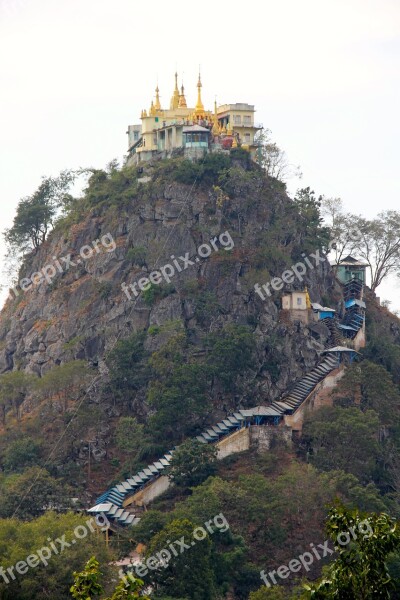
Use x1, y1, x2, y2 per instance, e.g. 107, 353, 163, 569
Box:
178, 82, 187, 108
154, 85, 161, 110
195, 71, 204, 114
226, 121, 233, 135
149, 100, 156, 116
170, 72, 180, 110
305, 287, 312, 309
212, 99, 219, 135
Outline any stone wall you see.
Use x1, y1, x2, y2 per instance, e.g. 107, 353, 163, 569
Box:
123, 475, 170, 508
250, 424, 292, 451
284, 366, 345, 433
216, 427, 250, 459
354, 322, 366, 350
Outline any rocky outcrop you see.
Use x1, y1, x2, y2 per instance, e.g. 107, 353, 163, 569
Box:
0, 172, 337, 414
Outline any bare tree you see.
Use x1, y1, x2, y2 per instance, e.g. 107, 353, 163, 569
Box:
254, 129, 302, 181
321, 196, 361, 263
352, 211, 400, 292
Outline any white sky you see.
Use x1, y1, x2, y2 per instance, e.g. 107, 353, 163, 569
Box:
0, 0, 399, 309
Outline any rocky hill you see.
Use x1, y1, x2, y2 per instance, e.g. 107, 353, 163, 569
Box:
1, 152, 400, 600
0, 153, 340, 486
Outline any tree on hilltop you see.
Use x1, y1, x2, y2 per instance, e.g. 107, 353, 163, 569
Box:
4, 170, 75, 255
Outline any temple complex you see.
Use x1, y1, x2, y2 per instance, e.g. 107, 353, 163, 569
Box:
126, 72, 262, 164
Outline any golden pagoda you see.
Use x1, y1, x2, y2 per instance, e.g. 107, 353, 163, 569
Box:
127, 69, 261, 165
197, 74, 205, 111
170, 72, 180, 110
178, 83, 187, 108
154, 85, 161, 111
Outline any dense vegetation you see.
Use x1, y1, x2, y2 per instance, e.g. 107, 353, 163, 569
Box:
0, 151, 399, 598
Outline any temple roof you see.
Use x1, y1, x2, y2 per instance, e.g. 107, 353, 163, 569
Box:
182, 125, 210, 133
336, 255, 368, 267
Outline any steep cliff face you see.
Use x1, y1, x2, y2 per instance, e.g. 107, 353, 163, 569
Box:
0, 158, 337, 417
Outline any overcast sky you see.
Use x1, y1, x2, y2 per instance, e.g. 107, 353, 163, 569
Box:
0, 0, 399, 309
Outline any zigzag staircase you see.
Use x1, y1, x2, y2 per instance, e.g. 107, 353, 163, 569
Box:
316, 279, 365, 346
320, 316, 343, 346
88, 352, 340, 527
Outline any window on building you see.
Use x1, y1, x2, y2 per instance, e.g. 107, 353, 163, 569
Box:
243, 115, 251, 125
233, 115, 241, 125
133, 132, 139, 140
297, 297, 303, 306
244, 133, 251, 142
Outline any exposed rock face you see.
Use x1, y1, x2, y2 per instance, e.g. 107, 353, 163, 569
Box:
0, 172, 337, 412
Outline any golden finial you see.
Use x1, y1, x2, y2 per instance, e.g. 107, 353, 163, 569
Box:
178, 82, 187, 108
142, 109, 147, 118
170, 72, 180, 110
195, 70, 204, 114
232, 135, 238, 148
154, 85, 161, 111
305, 287, 311, 309
149, 100, 156, 116
212, 98, 219, 135
227, 121, 233, 135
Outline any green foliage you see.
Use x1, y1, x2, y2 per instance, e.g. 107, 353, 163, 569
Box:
147, 333, 210, 442
106, 332, 149, 404
84, 165, 139, 209
292, 187, 331, 255
249, 585, 293, 599
334, 360, 400, 425
37, 360, 90, 412
302, 504, 400, 599
302, 406, 381, 484
205, 324, 255, 392
4, 170, 75, 254
126, 246, 147, 265
193, 291, 221, 326
148, 361, 210, 442
172, 159, 204, 184
0, 513, 112, 600
168, 439, 217, 488
142, 282, 175, 306
2, 437, 42, 472
0, 466, 70, 519
229, 146, 252, 167
0, 371, 37, 424
146, 518, 215, 599
108, 576, 150, 600
155, 153, 231, 187
364, 330, 400, 384
131, 509, 169, 544
70, 556, 150, 600
70, 556, 104, 599
218, 166, 264, 199
96, 281, 113, 299
63, 335, 84, 351
115, 417, 144, 453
